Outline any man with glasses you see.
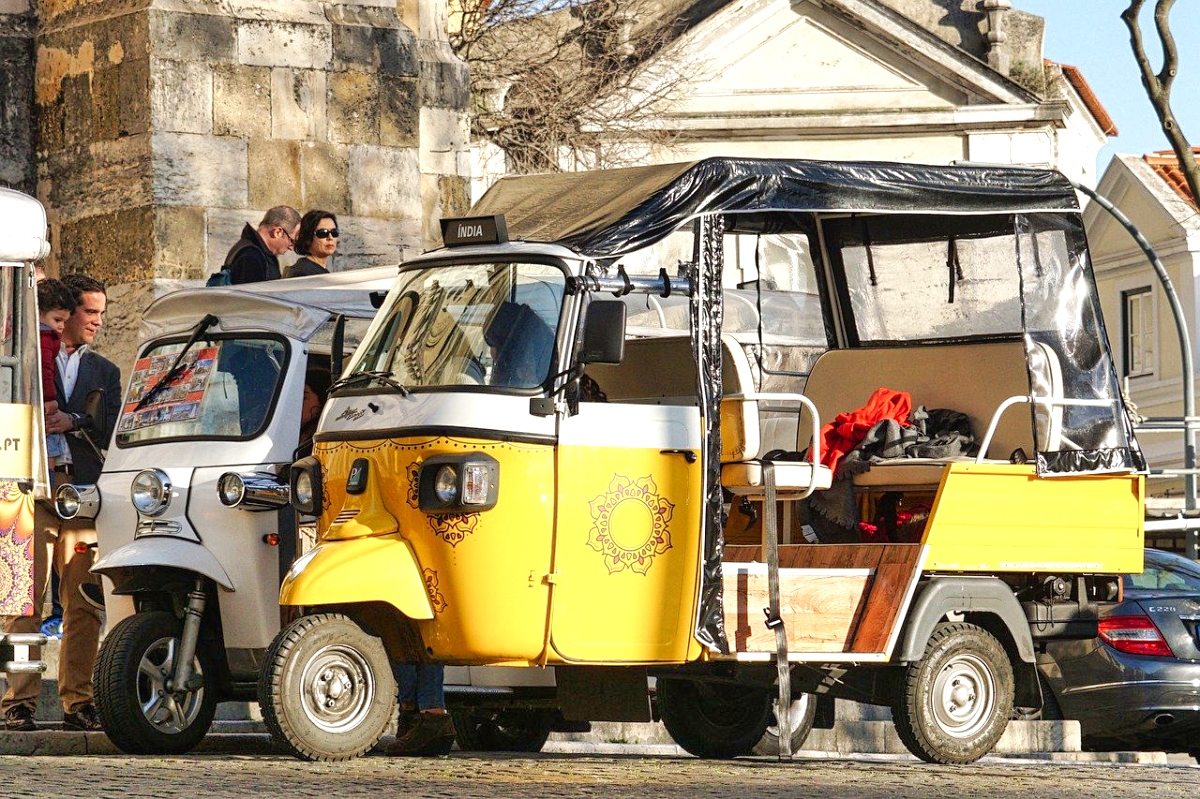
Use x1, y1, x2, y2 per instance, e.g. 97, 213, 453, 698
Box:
216, 206, 301, 285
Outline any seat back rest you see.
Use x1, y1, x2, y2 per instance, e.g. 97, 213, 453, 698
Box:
800, 341, 1035, 459
586, 336, 697, 405
721, 337, 808, 462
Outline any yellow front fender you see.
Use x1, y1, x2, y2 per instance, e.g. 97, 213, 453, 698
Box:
279, 534, 434, 619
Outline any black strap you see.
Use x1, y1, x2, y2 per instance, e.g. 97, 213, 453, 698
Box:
761, 461, 792, 760
861, 218, 877, 287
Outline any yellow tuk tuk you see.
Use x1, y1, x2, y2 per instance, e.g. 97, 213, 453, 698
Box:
0, 187, 51, 677
260, 158, 1143, 764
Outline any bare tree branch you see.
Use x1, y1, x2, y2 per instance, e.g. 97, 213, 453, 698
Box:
451, 0, 704, 175
1123, 0, 1200, 209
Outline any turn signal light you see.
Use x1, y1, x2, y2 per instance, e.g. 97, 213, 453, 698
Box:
1098, 615, 1175, 657
263, 533, 280, 547
74, 541, 89, 555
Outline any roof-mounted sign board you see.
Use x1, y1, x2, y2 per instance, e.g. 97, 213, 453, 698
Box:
441, 215, 508, 247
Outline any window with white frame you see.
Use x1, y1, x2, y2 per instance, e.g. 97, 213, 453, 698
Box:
1122, 287, 1154, 377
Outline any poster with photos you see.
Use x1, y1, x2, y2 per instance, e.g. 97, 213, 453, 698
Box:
117, 347, 218, 433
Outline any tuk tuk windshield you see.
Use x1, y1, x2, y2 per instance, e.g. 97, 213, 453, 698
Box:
115, 336, 287, 445
348, 262, 565, 391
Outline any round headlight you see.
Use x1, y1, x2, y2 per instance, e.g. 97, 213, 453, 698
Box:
55, 484, 81, 520
131, 469, 171, 516
217, 473, 245, 507
295, 469, 315, 509
434, 465, 458, 503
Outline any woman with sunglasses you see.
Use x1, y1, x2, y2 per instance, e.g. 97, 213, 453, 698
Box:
285, 210, 340, 278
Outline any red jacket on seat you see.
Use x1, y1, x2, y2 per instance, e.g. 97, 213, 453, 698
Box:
819, 387, 911, 474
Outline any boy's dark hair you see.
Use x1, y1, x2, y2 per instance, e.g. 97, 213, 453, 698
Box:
62, 273, 106, 299
37, 278, 77, 315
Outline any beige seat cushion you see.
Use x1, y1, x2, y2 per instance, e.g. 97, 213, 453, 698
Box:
722, 461, 834, 496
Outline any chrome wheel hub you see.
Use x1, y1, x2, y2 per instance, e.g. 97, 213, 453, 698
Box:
137, 636, 205, 734
299, 645, 375, 733
931, 653, 995, 739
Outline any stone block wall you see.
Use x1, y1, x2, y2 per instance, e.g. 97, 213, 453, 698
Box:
26, 0, 470, 371
0, 1, 36, 193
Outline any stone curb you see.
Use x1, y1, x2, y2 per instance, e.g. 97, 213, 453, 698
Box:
0, 731, 1182, 766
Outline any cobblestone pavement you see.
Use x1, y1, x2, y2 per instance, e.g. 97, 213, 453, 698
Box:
5, 752, 1200, 798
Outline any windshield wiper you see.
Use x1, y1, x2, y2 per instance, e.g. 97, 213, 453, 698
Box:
135, 314, 219, 411
330, 369, 409, 396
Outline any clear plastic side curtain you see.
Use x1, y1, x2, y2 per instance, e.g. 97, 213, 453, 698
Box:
692, 214, 728, 653
1015, 214, 1142, 475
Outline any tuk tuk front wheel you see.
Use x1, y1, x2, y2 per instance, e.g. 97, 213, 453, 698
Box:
892, 622, 1014, 764
657, 678, 771, 759
93, 611, 218, 755
258, 612, 397, 762
451, 709, 553, 753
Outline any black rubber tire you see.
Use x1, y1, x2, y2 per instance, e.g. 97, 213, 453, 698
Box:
892, 622, 1014, 764
751, 692, 818, 756
258, 613, 397, 762
451, 709, 553, 753
93, 611, 218, 755
658, 678, 772, 759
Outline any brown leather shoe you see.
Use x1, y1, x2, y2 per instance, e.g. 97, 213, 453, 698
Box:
386, 712, 455, 756
4, 706, 36, 732
62, 704, 103, 732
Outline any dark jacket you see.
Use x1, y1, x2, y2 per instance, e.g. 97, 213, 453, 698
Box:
283, 257, 329, 279
55, 348, 122, 485
223, 224, 280, 285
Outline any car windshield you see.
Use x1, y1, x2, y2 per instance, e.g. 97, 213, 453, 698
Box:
1125, 550, 1200, 594
116, 336, 286, 445
348, 261, 566, 391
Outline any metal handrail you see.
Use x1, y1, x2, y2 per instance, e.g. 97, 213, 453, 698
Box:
976, 394, 1120, 464
724, 391, 823, 499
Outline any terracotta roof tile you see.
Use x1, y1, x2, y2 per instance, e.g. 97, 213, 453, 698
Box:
1144, 148, 1200, 208
1046, 61, 1117, 136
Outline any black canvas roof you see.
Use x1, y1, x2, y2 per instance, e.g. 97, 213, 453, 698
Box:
469, 157, 1079, 257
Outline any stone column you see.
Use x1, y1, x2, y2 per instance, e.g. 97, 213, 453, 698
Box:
32, 0, 470, 371
0, 0, 36, 193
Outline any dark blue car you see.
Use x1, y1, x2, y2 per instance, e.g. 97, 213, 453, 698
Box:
1039, 548, 1200, 757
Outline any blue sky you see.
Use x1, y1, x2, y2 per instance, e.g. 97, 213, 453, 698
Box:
1018, 0, 1200, 170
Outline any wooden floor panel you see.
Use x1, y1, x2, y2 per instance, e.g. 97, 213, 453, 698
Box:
722, 544, 923, 654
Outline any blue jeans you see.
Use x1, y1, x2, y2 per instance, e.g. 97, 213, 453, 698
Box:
393, 664, 445, 711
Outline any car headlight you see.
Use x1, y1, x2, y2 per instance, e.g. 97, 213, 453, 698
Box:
434, 465, 458, 503
55, 484, 81, 520
219, 472, 289, 510
290, 457, 323, 516
130, 469, 171, 516
419, 455, 499, 512
218, 473, 246, 507
295, 470, 314, 507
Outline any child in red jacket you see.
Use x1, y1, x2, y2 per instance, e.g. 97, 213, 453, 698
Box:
37, 279, 76, 462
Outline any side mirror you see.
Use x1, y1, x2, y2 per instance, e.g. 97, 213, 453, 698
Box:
82, 388, 107, 437
579, 301, 626, 365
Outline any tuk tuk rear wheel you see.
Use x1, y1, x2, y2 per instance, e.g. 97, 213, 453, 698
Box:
93, 611, 218, 755
657, 678, 771, 759
258, 612, 397, 762
451, 709, 553, 753
892, 622, 1014, 764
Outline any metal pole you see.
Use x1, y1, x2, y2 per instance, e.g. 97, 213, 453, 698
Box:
1070, 179, 1198, 559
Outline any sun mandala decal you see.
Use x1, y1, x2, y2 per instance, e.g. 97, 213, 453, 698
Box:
429, 513, 478, 547
586, 474, 674, 575
423, 568, 447, 614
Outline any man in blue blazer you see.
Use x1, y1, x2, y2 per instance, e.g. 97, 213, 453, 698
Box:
2, 274, 120, 732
